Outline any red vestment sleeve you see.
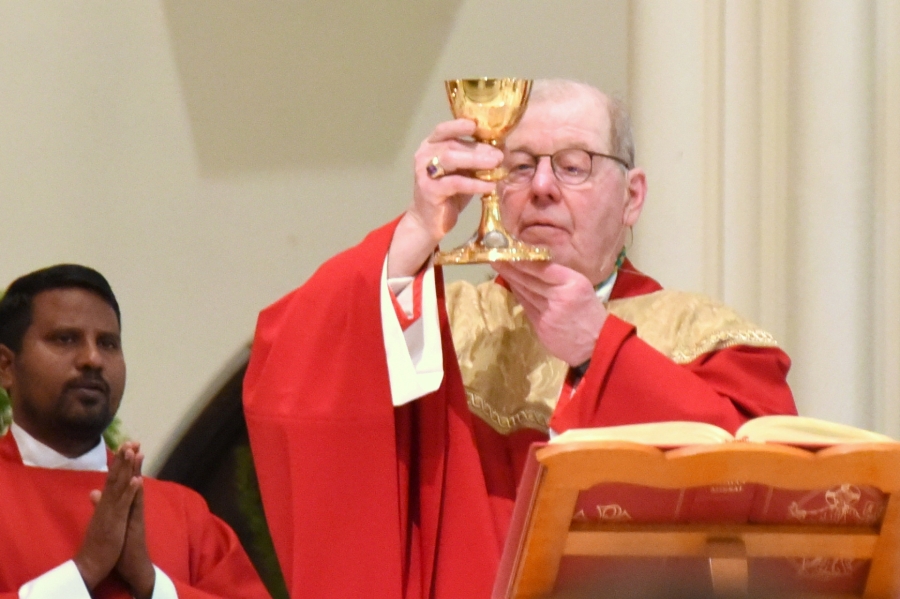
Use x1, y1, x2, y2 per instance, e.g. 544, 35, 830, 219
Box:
391, 267, 425, 331
243, 219, 505, 599
550, 314, 796, 434
148, 480, 272, 599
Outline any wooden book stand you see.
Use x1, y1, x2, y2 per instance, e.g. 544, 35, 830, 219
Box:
494, 441, 900, 599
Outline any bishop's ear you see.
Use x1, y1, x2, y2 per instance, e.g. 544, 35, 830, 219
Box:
623, 167, 647, 227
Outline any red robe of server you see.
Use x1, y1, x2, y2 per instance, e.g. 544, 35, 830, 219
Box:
0, 433, 272, 599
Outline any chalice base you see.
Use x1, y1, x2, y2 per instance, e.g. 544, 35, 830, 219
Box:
434, 236, 551, 265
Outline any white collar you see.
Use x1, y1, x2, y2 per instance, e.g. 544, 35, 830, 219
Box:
10, 422, 108, 472
596, 270, 618, 303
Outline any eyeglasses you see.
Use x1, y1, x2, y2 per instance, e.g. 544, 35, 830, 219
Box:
503, 148, 631, 186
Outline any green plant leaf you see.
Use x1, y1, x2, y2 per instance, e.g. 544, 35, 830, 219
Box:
0, 387, 10, 436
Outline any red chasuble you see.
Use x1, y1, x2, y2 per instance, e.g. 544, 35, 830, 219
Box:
243, 219, 796, 599
0, 434, 271, 599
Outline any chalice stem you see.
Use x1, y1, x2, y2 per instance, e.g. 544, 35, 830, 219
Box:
478, 191, 503, 237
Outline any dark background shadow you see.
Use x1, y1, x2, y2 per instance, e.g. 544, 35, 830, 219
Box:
155, 358, 287, 598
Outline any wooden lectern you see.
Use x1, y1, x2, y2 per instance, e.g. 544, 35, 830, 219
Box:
493, 441, 900, 598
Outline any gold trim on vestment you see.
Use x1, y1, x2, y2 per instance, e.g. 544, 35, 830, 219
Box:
606, 290, 779, 364
446, 281, 780, 436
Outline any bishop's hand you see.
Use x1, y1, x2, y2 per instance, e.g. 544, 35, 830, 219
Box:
389, 119, 502, 279
493, 261, 608, 367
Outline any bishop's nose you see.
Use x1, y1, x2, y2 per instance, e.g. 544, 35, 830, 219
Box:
529, 156, 562, 202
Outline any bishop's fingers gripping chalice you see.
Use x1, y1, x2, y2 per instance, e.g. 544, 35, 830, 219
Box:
433, 78, 551, 265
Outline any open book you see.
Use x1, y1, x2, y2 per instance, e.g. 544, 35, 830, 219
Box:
551, 415, 895, 448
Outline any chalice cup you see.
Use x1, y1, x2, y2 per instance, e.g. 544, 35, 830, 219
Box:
434, 78, 551, 265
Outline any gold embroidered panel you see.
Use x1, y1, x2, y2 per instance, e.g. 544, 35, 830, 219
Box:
446, 281, 780, 436
445, 280, 566, 436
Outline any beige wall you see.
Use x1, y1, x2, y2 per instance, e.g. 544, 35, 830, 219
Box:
1, 0, 897, 470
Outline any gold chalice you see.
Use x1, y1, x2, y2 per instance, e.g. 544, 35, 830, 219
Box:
434, 78, 551, 265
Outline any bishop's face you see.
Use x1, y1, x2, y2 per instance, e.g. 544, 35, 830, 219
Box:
0, 288, 125, 456
498, 93, 645, 286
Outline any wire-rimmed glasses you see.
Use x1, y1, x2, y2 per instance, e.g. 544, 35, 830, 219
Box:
503, 148, 631, 186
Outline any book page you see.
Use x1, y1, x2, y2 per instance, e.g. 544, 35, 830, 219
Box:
549, 421, 734, 447
735, 415, 896, 445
